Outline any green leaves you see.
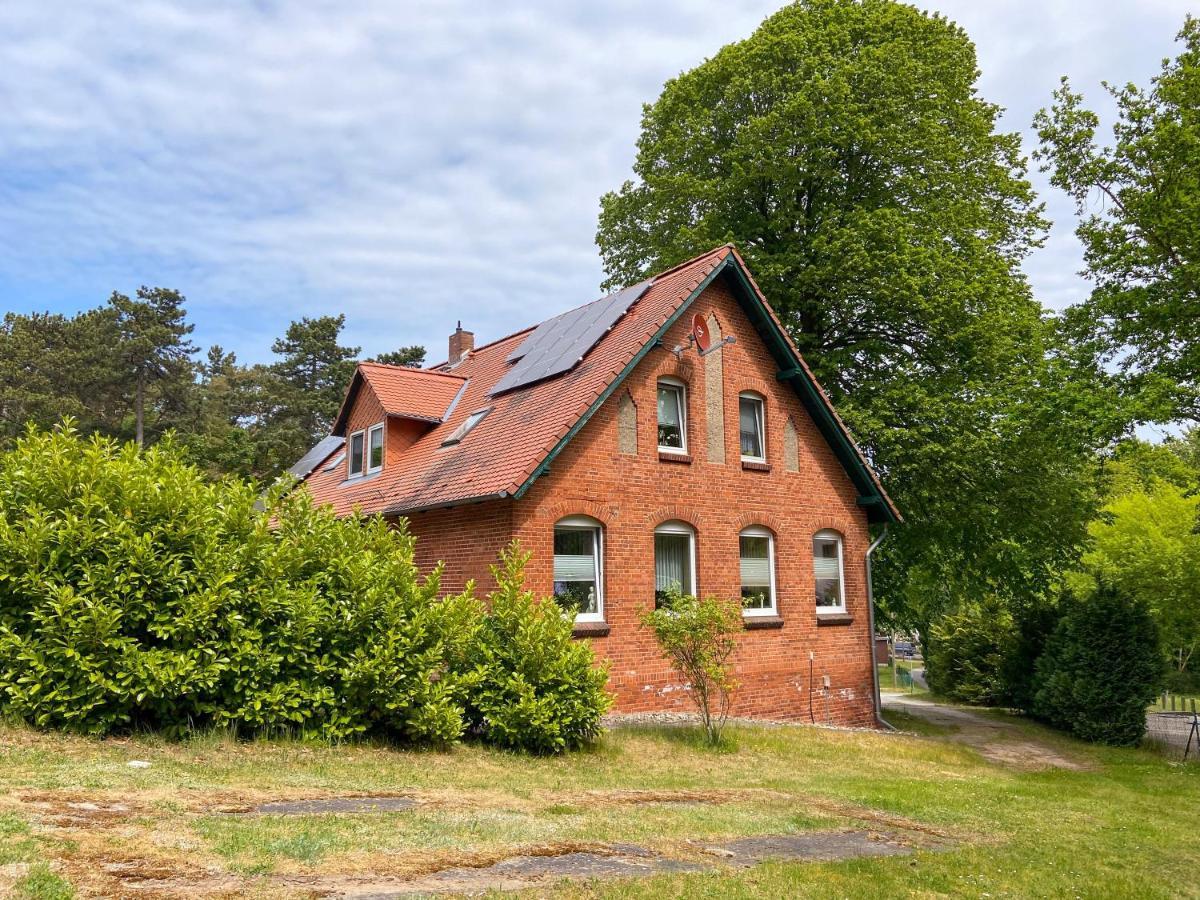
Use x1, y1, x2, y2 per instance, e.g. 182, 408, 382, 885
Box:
641, 590, 742, 745
463, 544, 612, 754
597, 0, 1119, 634
0, 428, 607, 752
1036, 16, 1200, 424
1033, 586, 1163, 746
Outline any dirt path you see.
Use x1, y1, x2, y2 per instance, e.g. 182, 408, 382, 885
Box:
882, 695, 1091, 771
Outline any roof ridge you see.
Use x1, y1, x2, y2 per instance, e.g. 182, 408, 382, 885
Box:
426, 247, 732, 371
639, 244, 731, 283
360, 361, 466, 380
427, 325, 537, 370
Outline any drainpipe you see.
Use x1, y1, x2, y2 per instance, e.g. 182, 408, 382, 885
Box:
866, 525, 895, 731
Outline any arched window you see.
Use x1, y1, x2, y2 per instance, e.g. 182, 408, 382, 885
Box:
739, 526, 776, 616
813, 530, 845, 612
553, 515, 604, 622
738, 393, 766, 462
654, 520, 696, 606
657, 378, 688, 453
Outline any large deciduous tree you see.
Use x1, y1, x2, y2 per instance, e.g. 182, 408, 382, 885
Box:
596, 0, 1121, 628
1035, 16, 1200, 424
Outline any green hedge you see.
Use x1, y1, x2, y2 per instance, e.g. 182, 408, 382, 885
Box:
0, 425, 610, 750
1033, 585, 1163, 746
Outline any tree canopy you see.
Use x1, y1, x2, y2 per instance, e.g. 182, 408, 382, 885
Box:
1035, 16, 1200, 425
596, 0, 1123, 627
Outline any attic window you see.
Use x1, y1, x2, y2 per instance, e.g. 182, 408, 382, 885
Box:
442, 407, 491, 447
367, 423, 384, 473
323, 451, 346, 472
348, 431, 365, 477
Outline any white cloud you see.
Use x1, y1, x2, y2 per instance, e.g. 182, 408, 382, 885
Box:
0, 0, 1193, 363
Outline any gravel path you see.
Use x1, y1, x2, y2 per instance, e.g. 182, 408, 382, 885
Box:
882, 694, 1091, 770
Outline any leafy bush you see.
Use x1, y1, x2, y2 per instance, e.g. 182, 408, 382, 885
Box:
641, 590, 741, 745
1033, 585, 1163, 745
0, 425, 607, 752
465, 545, 611, 753
925, 599, 1016, 705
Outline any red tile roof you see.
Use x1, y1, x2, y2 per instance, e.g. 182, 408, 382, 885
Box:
298, 246, 898, 522
355, 363, 466, 424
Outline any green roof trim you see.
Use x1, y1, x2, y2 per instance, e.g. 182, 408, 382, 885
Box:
513, 252, 898, 523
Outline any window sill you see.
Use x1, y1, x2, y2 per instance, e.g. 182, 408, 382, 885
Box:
572, 621, 611, 638
658, 451, 693, 464
816, 613, 854, 626
743, 615, 784, 630
741, 460, 770, 473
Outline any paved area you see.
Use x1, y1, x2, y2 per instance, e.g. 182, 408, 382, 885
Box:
306, 830, 913, 897
882, 694, 1091, 770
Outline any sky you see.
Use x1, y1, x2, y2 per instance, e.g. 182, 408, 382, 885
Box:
0, 1, 1192, 369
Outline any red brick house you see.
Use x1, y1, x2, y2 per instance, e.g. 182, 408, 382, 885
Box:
293, 246, 899, 727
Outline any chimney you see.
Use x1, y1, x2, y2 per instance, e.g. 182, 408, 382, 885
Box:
448, 321, 474, 363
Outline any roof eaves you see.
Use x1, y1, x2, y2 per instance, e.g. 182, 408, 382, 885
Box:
381, 490, 510, 518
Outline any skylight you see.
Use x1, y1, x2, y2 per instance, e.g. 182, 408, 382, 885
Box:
441, 407, 491, 446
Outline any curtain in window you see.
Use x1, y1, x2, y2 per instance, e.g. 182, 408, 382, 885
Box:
813, 535, 842, 606
554, 528, 598, 615
739, 534, 771, 608
739, 398, 763, 458
349, 432, 364, 475
655, 531, 692, 595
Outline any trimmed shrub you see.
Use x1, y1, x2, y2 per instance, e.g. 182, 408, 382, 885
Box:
0, 425, 481, 742
1001, 600, 1062, 712
1033, 585, 1163, 745
641, 589, 742, 745
925, 599, 1015, 705
465, 544, 612, 753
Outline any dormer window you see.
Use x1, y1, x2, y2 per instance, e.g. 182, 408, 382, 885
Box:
348, 430, 365, 478
367, 423, 384, 473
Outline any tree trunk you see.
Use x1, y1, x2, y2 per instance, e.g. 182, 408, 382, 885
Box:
135, 372, 145, 448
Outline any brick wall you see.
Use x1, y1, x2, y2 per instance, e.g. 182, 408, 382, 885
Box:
384, 273, 879, 728
510, 276, 879, 728
406, 500, 513, 596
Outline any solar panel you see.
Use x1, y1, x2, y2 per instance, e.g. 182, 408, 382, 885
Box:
287, 435, 345, 479
492, 278, 653, 395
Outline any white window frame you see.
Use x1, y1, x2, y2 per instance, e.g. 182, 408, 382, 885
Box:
739, 525, 777, 617
739, 393, 766, 463
347, 429, 365, 478
654, 519, 697, 606
553, 515, 604, 624
366, 422, 385, 474
813, 529, 846, 614
656, 378, 688, 455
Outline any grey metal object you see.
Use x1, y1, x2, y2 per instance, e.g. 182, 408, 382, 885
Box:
287, 435, 344, 479
491, 278, 653, 396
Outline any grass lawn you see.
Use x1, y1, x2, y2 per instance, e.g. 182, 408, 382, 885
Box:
0, 712, 1197, 898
